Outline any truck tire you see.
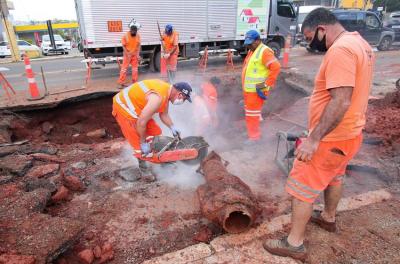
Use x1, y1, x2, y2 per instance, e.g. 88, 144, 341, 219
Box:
267, 41, 281, 58
153, 50, 161, 72
377, 36, 392, 51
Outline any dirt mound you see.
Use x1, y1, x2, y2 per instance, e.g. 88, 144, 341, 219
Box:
366, 90, 400, 151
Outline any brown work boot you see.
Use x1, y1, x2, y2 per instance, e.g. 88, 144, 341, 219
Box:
310, 210, 337, 232
263, 236, 307, 262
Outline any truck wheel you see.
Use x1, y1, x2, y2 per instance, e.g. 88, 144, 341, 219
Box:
267, 41, 281, 58
153, 50, 161, 72
377, 36, 392, 51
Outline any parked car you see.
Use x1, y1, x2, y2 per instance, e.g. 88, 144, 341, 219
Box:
390, 11, 400, 19
300, 9, 395, 51
384, 18, 400, 42
41, 34, 69, 55
0, 40, 41, 58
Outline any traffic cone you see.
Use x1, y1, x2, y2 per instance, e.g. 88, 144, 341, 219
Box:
23, 54, 43, 100
282, 34, 292, 69
160, 51, 167, 76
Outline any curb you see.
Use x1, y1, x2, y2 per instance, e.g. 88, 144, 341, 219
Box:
142, 189, 392, 264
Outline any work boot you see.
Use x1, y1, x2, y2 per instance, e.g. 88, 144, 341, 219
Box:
263, 236, 307, 262
138, 160, 156, 183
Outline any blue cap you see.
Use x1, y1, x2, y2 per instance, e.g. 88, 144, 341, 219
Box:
244, 30, 260, 45
165, 24, 173, 35
174, 82, 192, 103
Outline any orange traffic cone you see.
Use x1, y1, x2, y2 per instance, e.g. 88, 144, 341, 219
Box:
199, 46, 208, 71
160, 52, 167, 76
282, 34, 292, 69
226, 49, 234, 69
23, 54, 43, 100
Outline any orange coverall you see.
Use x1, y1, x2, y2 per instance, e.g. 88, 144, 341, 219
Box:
118, 32, 141, 85
162, 31, 179, 72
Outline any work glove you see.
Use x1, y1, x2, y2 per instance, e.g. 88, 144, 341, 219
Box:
170, 125, 181, 139
256, 85, 271, 100
140, 142, 152, 156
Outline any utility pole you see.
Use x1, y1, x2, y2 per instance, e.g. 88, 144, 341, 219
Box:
0, 0, 20, 61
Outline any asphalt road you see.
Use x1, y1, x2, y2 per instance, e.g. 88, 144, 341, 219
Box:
0, 43, 398, 96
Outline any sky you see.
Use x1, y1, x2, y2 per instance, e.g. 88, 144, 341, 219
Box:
10, 0, 77, 22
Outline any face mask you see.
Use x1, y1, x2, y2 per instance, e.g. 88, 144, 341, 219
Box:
131, 32, 137, 37
309, 28, 327, 52
173, 98, 184, 105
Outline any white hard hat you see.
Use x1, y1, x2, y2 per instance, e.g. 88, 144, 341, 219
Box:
129, 19, 141, 29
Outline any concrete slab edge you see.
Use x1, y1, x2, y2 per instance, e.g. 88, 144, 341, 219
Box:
142, 188, 392, 263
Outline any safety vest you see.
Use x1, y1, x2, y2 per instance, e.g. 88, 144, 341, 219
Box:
243, 43, 272, 92
113, 79, 170, 119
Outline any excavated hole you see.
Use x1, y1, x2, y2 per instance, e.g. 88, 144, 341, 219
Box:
223, 211, 252, 234
12, 95, 122, 145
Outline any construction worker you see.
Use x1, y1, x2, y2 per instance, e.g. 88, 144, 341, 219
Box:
192, 91, 212, 135
242, 30, 281, 142
112, 79, 192, 181
201, 76, 221, 127
162, 24, 179, 80
263, 8, 375, 261
117, 21, 141, 89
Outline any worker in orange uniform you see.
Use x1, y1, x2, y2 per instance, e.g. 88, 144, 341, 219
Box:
263, 8, 375, 261
201, 76, 221, 127
162, 24, 179, 81
117, 21, 141, 89
112, 80, 192, 181
242, 30, 281, 143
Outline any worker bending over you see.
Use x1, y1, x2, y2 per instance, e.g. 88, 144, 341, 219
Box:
112, 79, 192, 181
242, 30, 281, 143
201, 76, 221, 127
263, 8, 375, 261
162, 24, 179, 80
118, 21, 141, 89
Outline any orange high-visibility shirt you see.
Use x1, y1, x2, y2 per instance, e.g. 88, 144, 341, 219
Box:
241, 46, 281, 88
162, 31, 179, 55
122, 32, 141, 53
113, 79, 171, 120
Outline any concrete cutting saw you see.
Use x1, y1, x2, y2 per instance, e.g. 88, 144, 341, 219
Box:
138, 136, 209, 164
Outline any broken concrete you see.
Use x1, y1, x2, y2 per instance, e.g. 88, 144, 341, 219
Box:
197, 151, 261, 234
0, 154, 33, 176
25, 163, 60, 178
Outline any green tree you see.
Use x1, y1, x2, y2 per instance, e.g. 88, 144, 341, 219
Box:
374, 0, 400, 12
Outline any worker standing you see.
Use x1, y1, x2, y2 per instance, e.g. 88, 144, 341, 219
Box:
201, 76, 221, 127
112, 79, 192, 181
242, 30, 281, 143
162, 24, 179, 81
263, 8, 375, 261
117, 21, 141, 89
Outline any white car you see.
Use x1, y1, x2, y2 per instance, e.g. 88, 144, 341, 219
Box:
0, 40, 41, 58
41, 34, 69, 55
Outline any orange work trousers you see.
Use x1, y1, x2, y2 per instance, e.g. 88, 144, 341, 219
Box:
243, 92, 265, 140
118, 54, 139, 84
166, 53, 178, 72
112, 104, 162, 156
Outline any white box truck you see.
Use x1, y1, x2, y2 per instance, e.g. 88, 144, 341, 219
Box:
74, 0, 297, 69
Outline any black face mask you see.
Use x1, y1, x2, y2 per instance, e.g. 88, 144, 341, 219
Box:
309, 28, 327, 52
131, 33, 137, 37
